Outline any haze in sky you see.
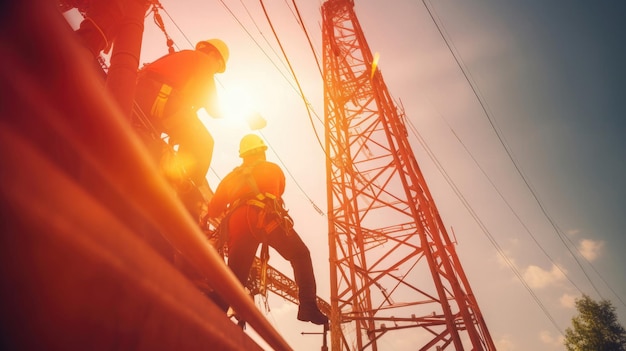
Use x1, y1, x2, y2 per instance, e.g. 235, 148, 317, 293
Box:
69, 1, 626, 350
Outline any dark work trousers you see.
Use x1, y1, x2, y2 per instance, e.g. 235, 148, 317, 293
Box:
134, 77, 214, 189
224, 208, 319, 310
74, 0, 149, 56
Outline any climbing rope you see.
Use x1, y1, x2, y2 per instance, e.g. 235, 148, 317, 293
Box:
150, 1, 175, 54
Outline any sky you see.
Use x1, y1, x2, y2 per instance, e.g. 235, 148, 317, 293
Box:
65, 1, 626, 350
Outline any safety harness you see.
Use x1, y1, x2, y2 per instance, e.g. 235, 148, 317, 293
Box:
150, 83, 173, 119
132, 72, 207, 226
136, 69, 177, 121
218, 160, 294, 296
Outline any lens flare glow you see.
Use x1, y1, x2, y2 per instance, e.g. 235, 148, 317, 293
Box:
371, 52, 380, 79
218, 85, 257, 127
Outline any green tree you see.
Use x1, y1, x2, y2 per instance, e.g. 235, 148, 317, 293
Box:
564, 294, 626, 351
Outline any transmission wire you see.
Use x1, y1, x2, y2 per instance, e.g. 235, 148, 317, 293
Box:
156, 0, 325, 213
406, 112, 565, 336
422, 0, 603, 298
289, 0, 324, 78
257, 0, 326, 154
238, 0, 292, 74
424, 109, 584, 294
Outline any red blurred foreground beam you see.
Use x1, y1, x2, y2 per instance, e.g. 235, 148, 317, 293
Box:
0, 2, 292, 350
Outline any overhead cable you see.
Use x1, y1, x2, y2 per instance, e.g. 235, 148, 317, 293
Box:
257, 0, 326, 154
405, 112, 564, 336
422, 0, 603, 299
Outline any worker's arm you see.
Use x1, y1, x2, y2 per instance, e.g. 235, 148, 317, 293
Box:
207, 175, 230, 219
202, 83, 223, 119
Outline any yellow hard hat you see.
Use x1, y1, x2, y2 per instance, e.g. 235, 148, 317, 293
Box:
239, 134, 267, 158
195, 39, 229, 73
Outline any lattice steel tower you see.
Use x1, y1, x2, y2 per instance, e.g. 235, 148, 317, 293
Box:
322, 1, 496, 350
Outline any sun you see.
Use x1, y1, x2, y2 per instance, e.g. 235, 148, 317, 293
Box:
216, 84, 259, 128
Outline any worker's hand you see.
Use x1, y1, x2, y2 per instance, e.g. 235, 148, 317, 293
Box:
247, 112, 266, 130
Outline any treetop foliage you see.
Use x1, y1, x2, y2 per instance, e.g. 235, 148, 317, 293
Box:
564, 294, 626, 351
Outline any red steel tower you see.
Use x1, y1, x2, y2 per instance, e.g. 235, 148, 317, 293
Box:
321, 1, 496, 350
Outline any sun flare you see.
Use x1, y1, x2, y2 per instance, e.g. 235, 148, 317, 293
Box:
218, 85, 257, 127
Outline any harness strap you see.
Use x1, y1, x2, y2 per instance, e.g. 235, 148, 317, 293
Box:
246, 193, 284, 234
218, 162, 294, 296
259, 242, 269, 296
150, 83, 173, 119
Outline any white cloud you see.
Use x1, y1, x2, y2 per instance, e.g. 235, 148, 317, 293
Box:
566, 229, 581, 237
559, 293, 577, 309
495, 334, 516, 351
578, 238, 604, 261
523, 264, 566, 289
496, 249, 517, 269
540, 330, 565, 348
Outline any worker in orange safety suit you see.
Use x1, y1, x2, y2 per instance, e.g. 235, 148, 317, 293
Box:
207, 134, 328, 325
134, 39, 229, 218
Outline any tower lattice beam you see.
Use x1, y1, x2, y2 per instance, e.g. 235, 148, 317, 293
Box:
321, 1, 496, 350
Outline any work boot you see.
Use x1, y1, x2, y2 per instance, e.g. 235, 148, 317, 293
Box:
297, 303, 328, 325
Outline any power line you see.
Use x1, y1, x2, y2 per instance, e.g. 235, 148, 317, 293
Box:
422, 0, 604, 298
404, 113, 565, 336
259, 131, 325, 216
238, 0, 292, 75
562, 230, 626, 308
257, 0, 325, 155
432, 106, 585, 294
288, 0, 324, 78
156, 0, 325, 215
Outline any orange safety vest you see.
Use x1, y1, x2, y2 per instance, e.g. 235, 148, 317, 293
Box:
209, 160, 291, 247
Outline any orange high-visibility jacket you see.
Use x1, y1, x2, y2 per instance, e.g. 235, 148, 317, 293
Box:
208, 160, 286, 240
140, 50, 219, 115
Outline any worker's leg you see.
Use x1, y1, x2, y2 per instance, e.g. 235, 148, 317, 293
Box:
74, 0, 149, 57
74, 0, 124, 56
268, 227, 328, 324
162, 112, 214, 187
268, 228, 316, 301
228, 235, 259, 286
205, 224, 259, 313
